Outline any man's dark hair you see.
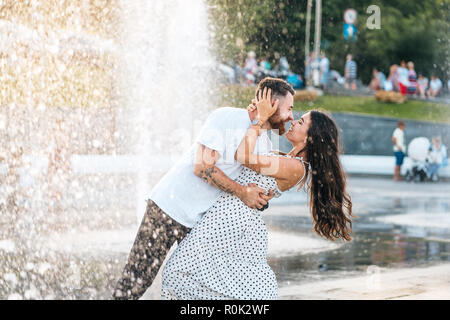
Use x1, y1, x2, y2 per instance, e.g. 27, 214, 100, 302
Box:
255, 77, 295, 99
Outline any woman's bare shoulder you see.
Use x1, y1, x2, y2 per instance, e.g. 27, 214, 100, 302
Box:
272, 155, 306, 190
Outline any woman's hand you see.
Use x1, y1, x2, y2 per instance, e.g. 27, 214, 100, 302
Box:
246, 98, 257, 116
256, 87, 278, 123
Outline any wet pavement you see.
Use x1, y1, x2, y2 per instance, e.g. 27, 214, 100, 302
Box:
1, 176, 449, 299
265, 176, 450, 298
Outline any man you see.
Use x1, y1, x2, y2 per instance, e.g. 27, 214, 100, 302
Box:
319, 52, 330, 90
113, 77, 295, 299
392, 120, 406, 181
344, 54, 357, 91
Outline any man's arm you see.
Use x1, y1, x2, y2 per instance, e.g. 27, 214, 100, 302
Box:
392, 136, 401, 150
193, 143, 272, 209
193, 143, 243, 195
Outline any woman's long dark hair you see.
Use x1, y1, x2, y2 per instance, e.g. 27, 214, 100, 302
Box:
301, 110, 355, 241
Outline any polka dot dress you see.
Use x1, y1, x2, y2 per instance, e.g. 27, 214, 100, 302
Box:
161, 155, 307, 300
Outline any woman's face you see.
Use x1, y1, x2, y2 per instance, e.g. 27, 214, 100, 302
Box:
286, 111, 312, 147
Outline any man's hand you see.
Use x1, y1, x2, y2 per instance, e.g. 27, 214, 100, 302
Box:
236, 183, 274, 210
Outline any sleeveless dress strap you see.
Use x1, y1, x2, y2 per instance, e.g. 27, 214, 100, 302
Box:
283, 155, 310, 188
293, 157, 309, 187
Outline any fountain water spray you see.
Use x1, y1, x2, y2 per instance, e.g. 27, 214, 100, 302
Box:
118, 0, 215, 223
0, 0, 216, 299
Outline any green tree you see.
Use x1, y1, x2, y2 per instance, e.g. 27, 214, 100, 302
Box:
207, 0, 449, 84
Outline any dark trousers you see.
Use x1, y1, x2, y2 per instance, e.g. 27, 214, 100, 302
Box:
113, 199, 191, 300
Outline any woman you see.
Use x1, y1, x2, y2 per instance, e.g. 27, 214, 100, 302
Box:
406, 61, 417, 95
370, 68, 383, 91
427, 136, 448, 182
385, 64, 399, 92
161, 88, 354, 300
397, 60, 409, 95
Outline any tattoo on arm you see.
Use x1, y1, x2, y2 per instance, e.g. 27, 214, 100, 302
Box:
198, 166, 238, 195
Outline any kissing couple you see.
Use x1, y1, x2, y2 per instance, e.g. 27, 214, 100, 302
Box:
113, 77, 354, 300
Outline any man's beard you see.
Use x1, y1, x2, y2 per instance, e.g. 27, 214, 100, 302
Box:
268, 113, 287, 136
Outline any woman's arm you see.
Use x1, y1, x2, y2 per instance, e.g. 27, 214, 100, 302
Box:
194, 143, 269, 209
235, 88, 304, 182
271, 150, 288, 155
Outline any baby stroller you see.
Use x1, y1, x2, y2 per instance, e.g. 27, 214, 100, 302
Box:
404, 137, 430, 182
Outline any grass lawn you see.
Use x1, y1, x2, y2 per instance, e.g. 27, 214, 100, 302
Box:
217, 85, 450, 124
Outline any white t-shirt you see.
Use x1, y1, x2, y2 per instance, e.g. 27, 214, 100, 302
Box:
397, 67, 409, 86
430, 78, 442, 91
149, 107, 273, 228
320, 57, 329, 72
429, 145, 447, 165
392, 127, 406, 153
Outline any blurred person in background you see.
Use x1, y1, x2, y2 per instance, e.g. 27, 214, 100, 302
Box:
392, 120, 407, 181
254, 56, 272, 84
278, 56, 291, 79
369, 68, 386, 91
320, 52, 330, 90
427, 136, 448, 182
309, 55, 320, 86
385, 64, 399, 91
427, 75, 443, 98
417, 74, 429, 98
259, 55, 271, 71
243, 51, 258, 85
218, 60, 236, 84
344, 54, 357, 90
286, 72, 304, 89
406, 61, 417, 95
397, 60, 409, 95
305, 52, 315, 86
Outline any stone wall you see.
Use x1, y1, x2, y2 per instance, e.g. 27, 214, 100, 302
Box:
275, 111, 450, 156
